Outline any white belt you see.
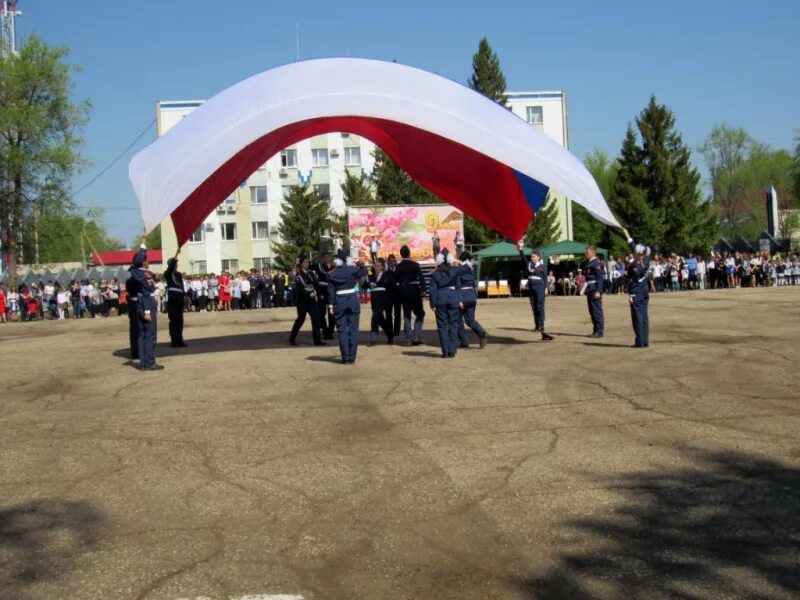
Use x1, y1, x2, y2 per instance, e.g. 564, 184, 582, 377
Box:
586, 281, 598, 286
637, 277, 646, 283
318, 281, 328, 286
129, 297, 138, 302
372, 287, 386, 292
445, 286, 456, 290
168, 287, 183, 293
528, 275, 542, 280
461, 286, 474, 290
336, 289, 356, 296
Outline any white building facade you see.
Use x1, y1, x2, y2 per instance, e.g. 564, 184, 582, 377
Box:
158, 90, 573, 274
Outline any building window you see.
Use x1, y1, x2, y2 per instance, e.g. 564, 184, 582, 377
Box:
526, 106, 544, 127
282, 185, 294, 199
221, 223, 237, 241
224, 194, 236, 205
344, 147, 361, 166
252, 221, 269, 240
311, 148, 329, 167
280, 149, 297, 168
221, 259, 238, 272
189, 226, 204, 243
253, 257, 271, 270
313, 184, 330, 200
193, 260, 207, 274
250, 186, 267, 204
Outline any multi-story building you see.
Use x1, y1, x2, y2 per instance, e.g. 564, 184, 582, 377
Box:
158, 90, 573, 274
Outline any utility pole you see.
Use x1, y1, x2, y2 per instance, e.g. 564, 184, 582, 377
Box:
1, 1, 21, 286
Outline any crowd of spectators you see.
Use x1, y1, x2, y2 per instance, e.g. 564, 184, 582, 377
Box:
545, 251, 800, 296
0, 251, 797, 323
0, 268, 296, 322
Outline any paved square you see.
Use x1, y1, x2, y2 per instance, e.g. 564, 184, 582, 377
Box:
1, 288, 798, 599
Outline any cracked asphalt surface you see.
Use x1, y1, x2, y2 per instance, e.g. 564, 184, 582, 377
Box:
1, 288, 798, 600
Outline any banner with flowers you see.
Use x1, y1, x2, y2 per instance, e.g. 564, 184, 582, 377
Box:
347, 205, 464, 264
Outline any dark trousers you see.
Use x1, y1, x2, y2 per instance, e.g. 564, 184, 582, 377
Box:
528, 284, 546, 331
290, 300, 321, 344
334, 295, 361, 362
318, 292, 334, 339
630, 293, 650, 347
138, 300, 158, 367
370, 292, 394, 342
128, 301, 140, 359
167, 294, 184, 346
587, 292, 604, 335
458, 300, 486, 345
401, 287, 425, 342
389, 293, 402, 336
260, 289, 270, 308
435, 301, 461, 356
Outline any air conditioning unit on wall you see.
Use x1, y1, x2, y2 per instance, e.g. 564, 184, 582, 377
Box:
204, 223, 215, 232
330, 149, 340, 158
279, 168, 288, 177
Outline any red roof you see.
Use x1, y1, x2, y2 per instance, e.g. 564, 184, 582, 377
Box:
92, 249, 163, 266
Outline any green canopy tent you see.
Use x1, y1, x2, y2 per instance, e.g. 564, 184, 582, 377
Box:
538, 240, 608, 265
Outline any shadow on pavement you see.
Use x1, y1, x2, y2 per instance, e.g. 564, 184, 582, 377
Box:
0, 499, 104, 597
515, 450, 800, 599
581, 342, 633, 349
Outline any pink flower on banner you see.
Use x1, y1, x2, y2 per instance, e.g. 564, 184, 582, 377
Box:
382, 229, 399, 244
375, 215, 389, 233
403, 207, 418, 220
387, 213, 404, 228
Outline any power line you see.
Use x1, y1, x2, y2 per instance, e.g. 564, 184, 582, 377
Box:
71, 118, 155, 198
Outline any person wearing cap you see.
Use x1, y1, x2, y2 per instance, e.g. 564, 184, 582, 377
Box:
386, 254, 402, 338
395, 244, 426, 346
130, 237, 163, 370
581, 245, 606, 338
312, 251, 335, 340
327, 253, 368, 364
518, 241, 554, 341
367, 257, 394, 346
289, 256, 325, 347
429, 249, 465, 358
456, 251, 488, 349
164, 256, 187, 348
623, 228, 650, 348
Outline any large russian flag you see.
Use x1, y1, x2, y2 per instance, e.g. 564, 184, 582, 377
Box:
129, 58, 619, 246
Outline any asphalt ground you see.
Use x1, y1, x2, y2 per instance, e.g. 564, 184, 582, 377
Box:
1, 287, 798, 600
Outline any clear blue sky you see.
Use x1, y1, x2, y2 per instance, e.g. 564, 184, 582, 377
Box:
18, 0, 800, 246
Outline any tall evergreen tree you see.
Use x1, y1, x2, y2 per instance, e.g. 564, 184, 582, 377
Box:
340, 171, 375, 206
465, 36, 508, 245
523, 194, 559, 248
273, 185, 337, 270
468, 37, 508, 106
611, 98, 716, 254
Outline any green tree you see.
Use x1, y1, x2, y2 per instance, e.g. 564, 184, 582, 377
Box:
21, 204, 121, 263
373, 148, 437, 205
794, 133, 800, 205
465, 36, 507, 245
575, 149, 618, 245
523, 194, 559, 248
611, 98, 717, 254
0, 35, 89, 289
467, 37, 508, 106
133, 224, 161, 250
340, 171, 375, 206
273, 185, 337, 270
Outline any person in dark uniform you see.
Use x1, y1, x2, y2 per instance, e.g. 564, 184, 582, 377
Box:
163, 256, 187, 348
312, 252, 335, 340
130, 239, 163, 370
289, 256, 325, 346
429, 250, 464, 358
581, 245, 606, 337
327, 253, 368, 364
367, 258, 394, 346
386, 254, 402, 337
125, 265, 141, 361
395, 245, 426, 346
517, 241, 554, 341
623, 228, 650, 348
456, 251, 488, 349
